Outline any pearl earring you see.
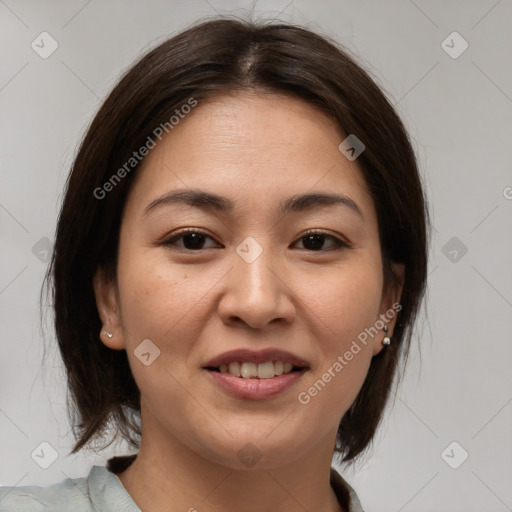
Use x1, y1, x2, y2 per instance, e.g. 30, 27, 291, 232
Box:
105, 331, 113, 339
382, 326, 391, 346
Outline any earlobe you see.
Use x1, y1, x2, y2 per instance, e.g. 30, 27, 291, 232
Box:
372, 262, 405, 356
93, 268, 125, 350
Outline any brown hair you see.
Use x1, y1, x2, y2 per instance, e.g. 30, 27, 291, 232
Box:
43, 16, 429, 464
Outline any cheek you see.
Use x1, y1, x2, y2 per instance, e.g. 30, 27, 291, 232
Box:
117, 244, 193, 327
293, 257, 383, 416
301, 255, 384, 343
115, 250, 201, 401
115, 246, 226, 363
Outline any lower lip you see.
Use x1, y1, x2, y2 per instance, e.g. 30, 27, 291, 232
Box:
204, 369, 307, 400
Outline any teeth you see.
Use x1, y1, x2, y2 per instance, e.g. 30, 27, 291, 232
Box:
241, 362, 258, 378
257, 361, 274, 379
228, 361, 241, 377
217, 361, 299, 378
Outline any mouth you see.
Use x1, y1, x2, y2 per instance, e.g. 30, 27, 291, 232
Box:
202, 348, 310, 377
204, 361, 308, 379
202, 348, 310, 400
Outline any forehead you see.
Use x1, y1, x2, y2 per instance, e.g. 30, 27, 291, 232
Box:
125, 91, 376, 222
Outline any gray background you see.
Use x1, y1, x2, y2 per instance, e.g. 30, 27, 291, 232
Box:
1, 1, 511, 511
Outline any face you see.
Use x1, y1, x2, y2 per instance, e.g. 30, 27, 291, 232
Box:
94, 91, 403, 470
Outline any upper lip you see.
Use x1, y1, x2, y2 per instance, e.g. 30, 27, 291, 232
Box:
202, 348, 310, 369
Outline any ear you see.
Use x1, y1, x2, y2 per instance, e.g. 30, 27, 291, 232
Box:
372, 262, 405, 356
93, 267, 125, 350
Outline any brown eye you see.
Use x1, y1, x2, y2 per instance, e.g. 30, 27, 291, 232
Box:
293, 232, 350, 251
162, 229, 349, 252
163, 230, 220, 251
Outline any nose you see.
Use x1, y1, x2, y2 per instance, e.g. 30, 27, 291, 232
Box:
217, 241, 296, 329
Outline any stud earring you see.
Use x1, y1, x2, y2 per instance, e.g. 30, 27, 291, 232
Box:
105, 331, 113, 339
382, 325, 391, 346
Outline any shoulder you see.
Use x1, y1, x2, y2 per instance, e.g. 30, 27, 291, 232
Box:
0, 465, 139, 512
0, 473, 89, 511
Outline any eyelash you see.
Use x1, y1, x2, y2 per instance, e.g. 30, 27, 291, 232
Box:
161, 228, 351, 252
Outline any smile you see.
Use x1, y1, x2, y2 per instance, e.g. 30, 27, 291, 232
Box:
204, 364, 308, 400
207, 361, 301, 379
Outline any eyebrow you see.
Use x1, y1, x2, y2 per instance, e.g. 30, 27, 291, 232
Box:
143, 189, 363, 219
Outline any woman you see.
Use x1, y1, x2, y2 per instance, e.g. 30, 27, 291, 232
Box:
0, 16, 428, 512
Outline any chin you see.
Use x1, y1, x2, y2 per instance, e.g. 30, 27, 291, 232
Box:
193, 429, 313, 471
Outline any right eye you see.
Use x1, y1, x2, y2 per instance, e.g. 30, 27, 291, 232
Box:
162, 229, 222, 251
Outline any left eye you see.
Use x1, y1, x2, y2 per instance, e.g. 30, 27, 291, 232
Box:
292, 232, 349, 251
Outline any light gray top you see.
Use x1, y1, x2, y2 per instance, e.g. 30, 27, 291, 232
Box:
0, 463, 364, 511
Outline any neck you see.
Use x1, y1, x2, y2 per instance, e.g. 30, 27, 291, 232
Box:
116, 406, 344, 512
